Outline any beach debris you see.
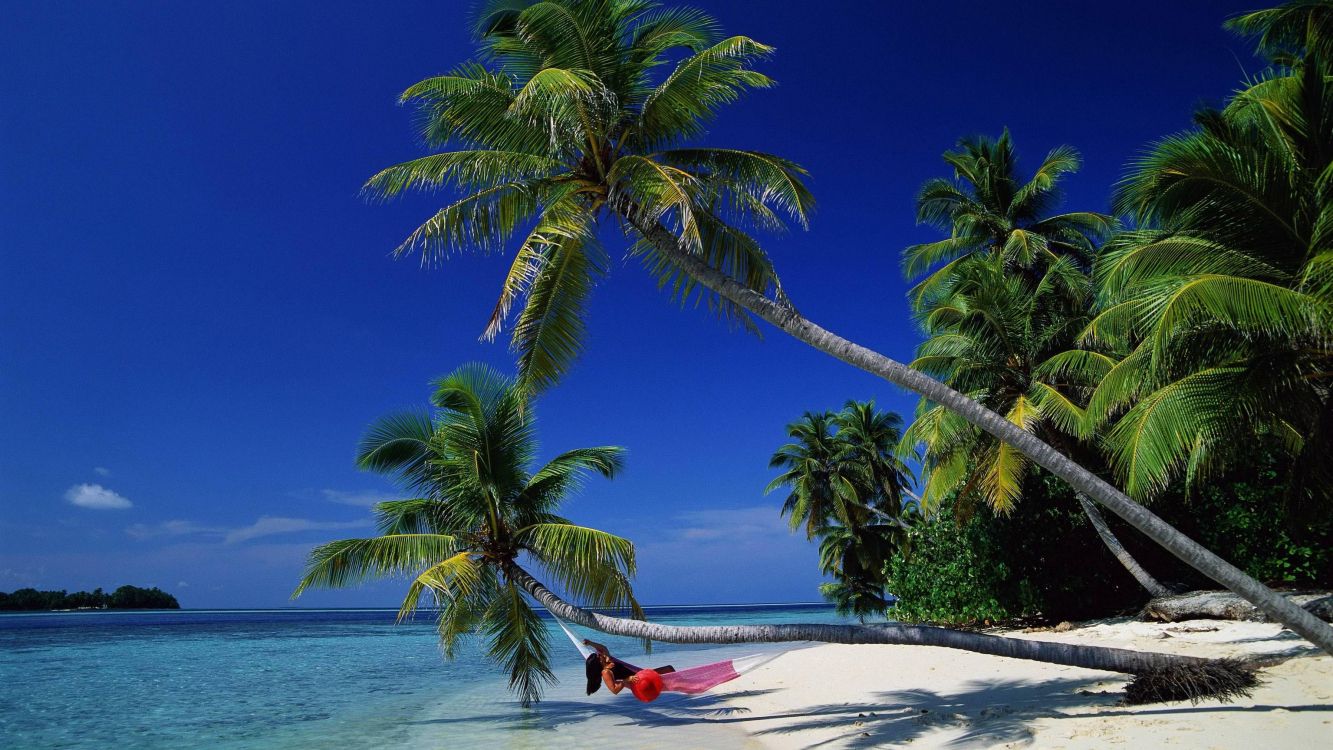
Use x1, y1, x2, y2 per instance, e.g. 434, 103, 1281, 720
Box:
1166, 625, 1220, 634
1142, 591, 1332, 623
1123, 658, 1258, 705
1054, 621, 1074, 632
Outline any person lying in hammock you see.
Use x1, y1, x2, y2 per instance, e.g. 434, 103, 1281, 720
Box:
582, 638, 675, 696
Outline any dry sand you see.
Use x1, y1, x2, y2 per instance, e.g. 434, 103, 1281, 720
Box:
710, 618, 1332, 749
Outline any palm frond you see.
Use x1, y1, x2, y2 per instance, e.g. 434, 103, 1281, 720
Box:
1104, 366, 1249, 499
356, 410, 438, 487
633, 35, 774, 148
364, 151, 565, 199
510, 217, 606, 394
292, 534, 459, 597
397, 551, 484, 622
484, 581, 554, 707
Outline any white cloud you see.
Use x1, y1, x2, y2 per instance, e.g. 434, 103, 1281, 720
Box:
319, 489, 400, 507
126, 520, 225, 540
65, 483, 133, 510
628, 505, 826, 604
177, 581, 190, 588
224, 516, 370, 544
670, 506, 792, 543
126, 515, 371, 544
93, 467, 111, 477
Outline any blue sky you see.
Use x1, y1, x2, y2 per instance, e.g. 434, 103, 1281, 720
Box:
1, 1, 1261, 607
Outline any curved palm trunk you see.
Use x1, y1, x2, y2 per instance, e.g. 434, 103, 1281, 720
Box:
508, 564, 1196, 675
629, 218, 1333, 655
1077, 493, 1171, 598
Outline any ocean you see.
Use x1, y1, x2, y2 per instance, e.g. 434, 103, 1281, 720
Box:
0, 604, 861, 749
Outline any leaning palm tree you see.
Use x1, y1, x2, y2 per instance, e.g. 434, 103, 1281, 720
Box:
297, 365, 1253, 704
292, 363, 639, 705
365, 0, 1333, 652
508, 561, 1255, 705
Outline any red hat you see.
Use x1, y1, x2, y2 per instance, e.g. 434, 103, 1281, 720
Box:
630, 669, 663, 702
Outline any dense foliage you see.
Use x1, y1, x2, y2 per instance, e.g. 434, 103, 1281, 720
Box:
0, 585, 180, 611
888, 1, 1333, 624
767, 401, 916, 618
888, 455, 1333, 626
294, 363, 638, 705
1085, 4, 1333, 507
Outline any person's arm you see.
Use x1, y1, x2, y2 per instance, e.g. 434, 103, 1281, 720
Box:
583, 638, 610, 657
602, 666, 626, 694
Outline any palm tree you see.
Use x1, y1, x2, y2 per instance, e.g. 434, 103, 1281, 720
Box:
836, 399, 915, 519
768, 401, 917, 618
365, 0, 1333, 653
296, 366, 1253, 704
1084, 5, 1332, 514
766, 411, 858, 539
292, 363, 640, 705
900, 254, 1171, 596
904, 131, 1113, 307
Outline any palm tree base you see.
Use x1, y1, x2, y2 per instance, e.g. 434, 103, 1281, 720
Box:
1124, 659, 1258, 705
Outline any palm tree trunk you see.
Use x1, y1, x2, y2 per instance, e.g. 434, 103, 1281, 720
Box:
628, 218, 1333, 655
1077, 493, 1171, 598
507, 564, 1197, 675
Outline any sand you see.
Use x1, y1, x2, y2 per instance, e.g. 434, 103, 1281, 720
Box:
711, 618, 1332, 749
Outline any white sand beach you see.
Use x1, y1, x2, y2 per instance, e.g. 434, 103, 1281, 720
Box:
713, 618, 1332, 749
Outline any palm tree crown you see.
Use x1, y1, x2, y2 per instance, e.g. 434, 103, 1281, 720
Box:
1085, 9, 1332, 505
366, 0, 813, 393
293, 363, 638, 705
901, 259, 1099, 512
903, 130, 1113, 307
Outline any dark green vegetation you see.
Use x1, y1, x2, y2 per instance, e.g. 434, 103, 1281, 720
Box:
294, 363, 639, 706
885, 1, 1333, 625
0, 586, 180, 611
766, 401, 916, 619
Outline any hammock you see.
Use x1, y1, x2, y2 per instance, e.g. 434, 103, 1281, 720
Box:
554, 617, 784, 697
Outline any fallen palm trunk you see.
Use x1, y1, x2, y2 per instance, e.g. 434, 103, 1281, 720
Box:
1144, 591, 1333, 623
506, 564, 1256, 704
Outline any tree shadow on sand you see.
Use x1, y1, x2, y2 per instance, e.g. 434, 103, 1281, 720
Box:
746, 674, 1333, 750
404, 672, 1333, 749
403, 689, 781, 733
747, 675, 1116, 749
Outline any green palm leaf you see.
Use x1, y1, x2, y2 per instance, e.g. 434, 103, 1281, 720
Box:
292, 534, 459, 596
397, 551, 485, 622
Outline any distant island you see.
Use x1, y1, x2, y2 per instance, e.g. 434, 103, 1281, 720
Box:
0, 585, 180, 611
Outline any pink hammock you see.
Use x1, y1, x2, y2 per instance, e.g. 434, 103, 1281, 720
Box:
556, 618, 783, 697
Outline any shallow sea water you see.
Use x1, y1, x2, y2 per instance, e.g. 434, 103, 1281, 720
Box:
0, 604, 857, 749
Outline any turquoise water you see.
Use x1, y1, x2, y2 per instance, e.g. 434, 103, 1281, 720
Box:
0, 604, 857, 749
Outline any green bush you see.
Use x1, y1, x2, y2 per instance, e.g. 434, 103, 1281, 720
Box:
885, 449, 1333, 627
886, 472, 1151, 625
885, 501, 1016, 625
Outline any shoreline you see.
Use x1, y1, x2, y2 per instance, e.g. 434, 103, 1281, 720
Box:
711, 618, 1332, 748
